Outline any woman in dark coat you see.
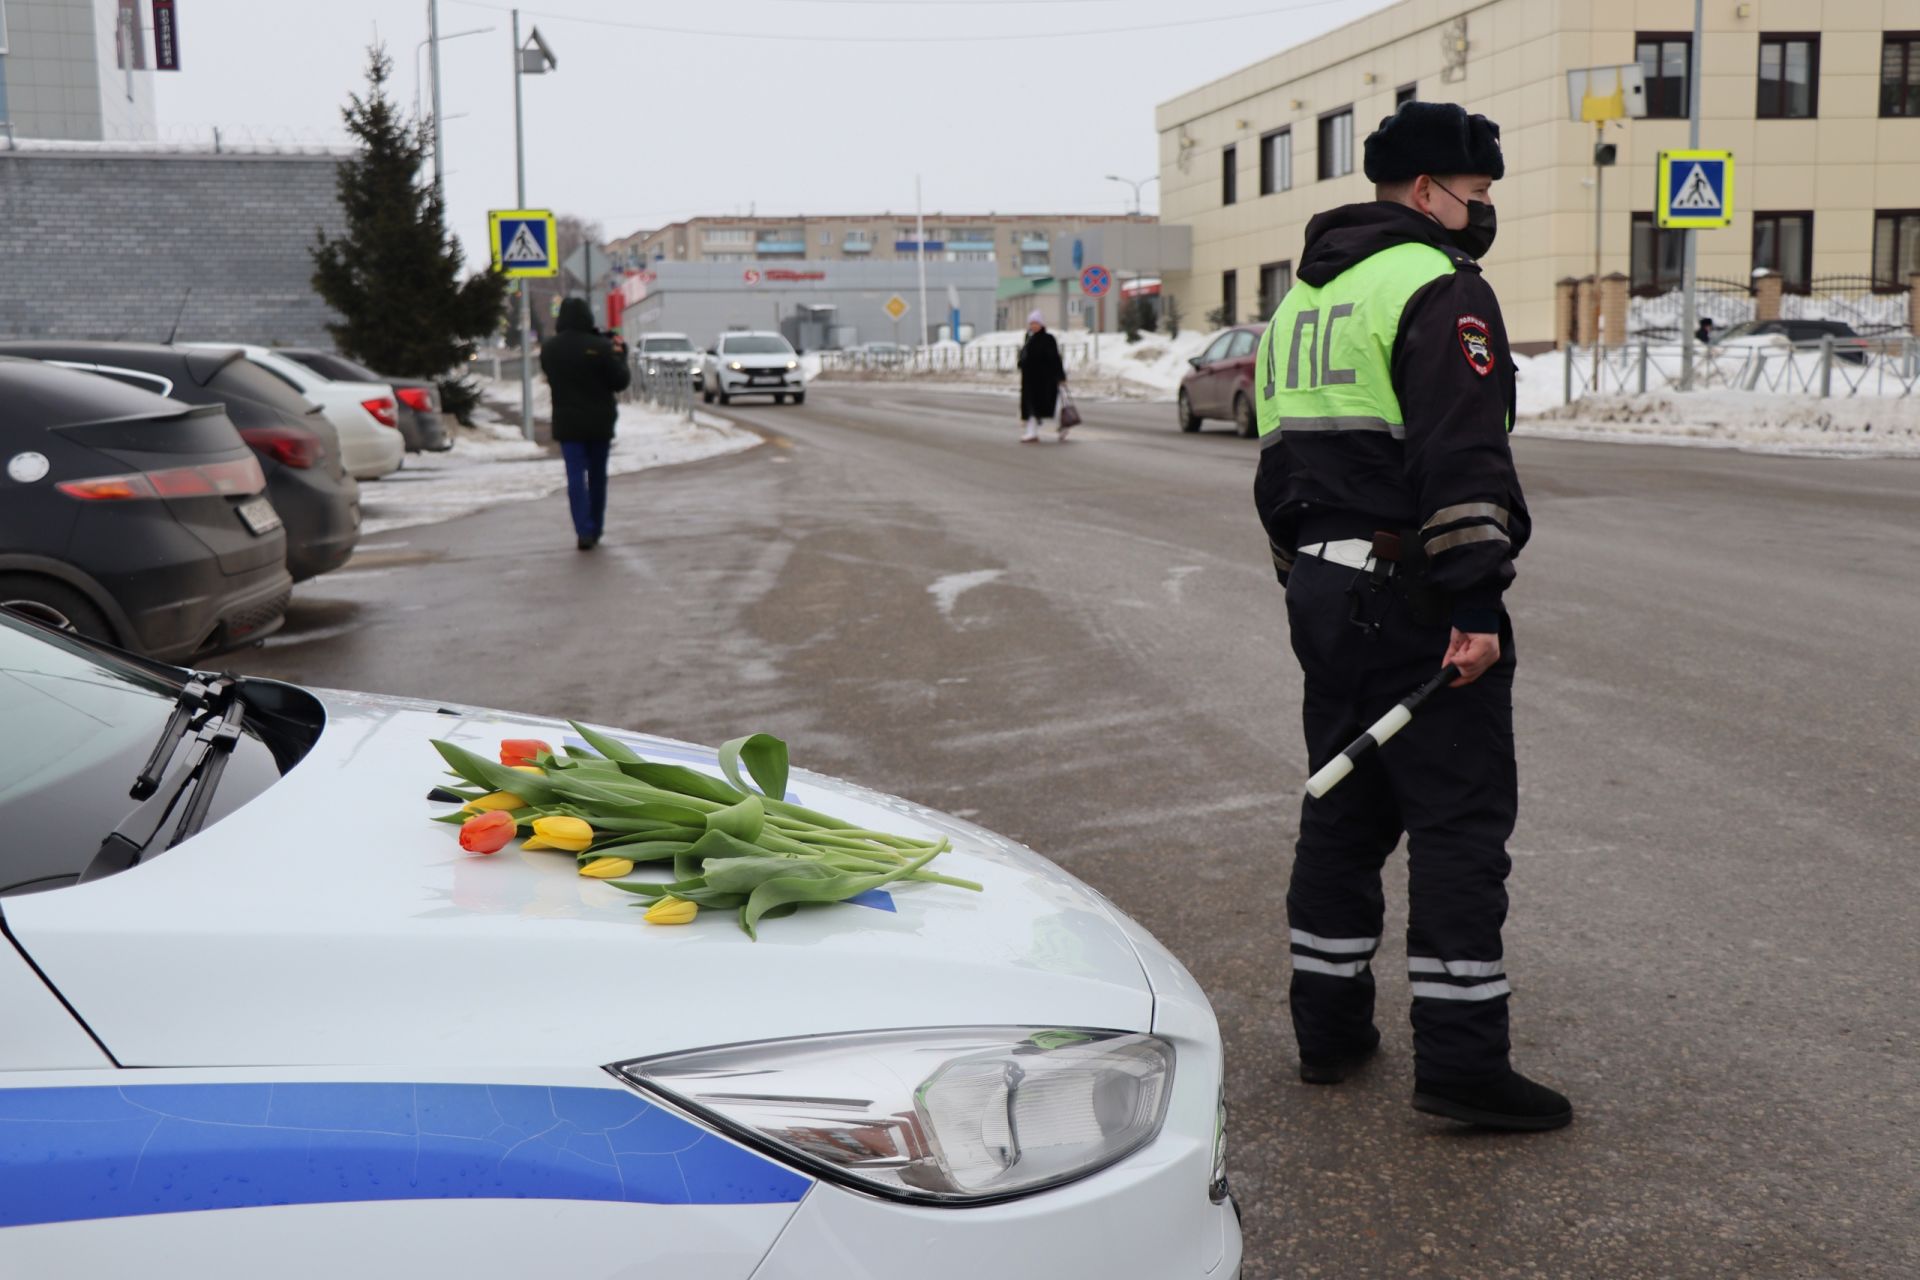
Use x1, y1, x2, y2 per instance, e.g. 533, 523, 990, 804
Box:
1017, 309, 1068, 443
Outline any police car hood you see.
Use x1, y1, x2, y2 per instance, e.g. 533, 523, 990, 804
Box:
5, 688, 1158, 1068
1297, 200, 1467, 286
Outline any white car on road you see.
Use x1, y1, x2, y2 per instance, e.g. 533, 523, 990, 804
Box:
0, 610, 1241, 1279
703, 331, 806, 405
635, 331, 703, 378
184, 343, 405, 481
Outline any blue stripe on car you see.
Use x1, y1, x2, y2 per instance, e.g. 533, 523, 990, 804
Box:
0, 1082, 809, 1228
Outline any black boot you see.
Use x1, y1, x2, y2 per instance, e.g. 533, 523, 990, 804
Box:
1412, 1068, 1572, 1131
577, 534, 597, 551
1298, 1027, 1381, 1085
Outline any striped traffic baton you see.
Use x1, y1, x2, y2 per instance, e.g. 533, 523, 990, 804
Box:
1305, 664, 1462, 799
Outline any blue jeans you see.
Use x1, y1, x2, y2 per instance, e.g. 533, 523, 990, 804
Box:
559, 439, 611, 539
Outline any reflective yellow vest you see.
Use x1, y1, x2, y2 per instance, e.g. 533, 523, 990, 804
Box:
1254, 241, 1457, 443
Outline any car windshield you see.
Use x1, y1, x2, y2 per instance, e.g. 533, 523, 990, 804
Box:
0, 615, 304, 896
208, 356, 318, 416
721, 336, 794, 355
643, 338, 695, 353
289, 351, 379, 382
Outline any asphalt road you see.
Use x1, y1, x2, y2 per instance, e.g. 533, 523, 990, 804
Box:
235, 382, 1920, 1279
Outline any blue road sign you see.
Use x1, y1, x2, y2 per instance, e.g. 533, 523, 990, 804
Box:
489, 209, 559, 277
1656, 151, 1734, 230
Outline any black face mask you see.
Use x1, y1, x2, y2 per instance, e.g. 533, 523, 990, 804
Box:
1430, 179, 1497, 260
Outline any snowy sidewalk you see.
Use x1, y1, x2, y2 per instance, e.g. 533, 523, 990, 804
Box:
353, 380, 759, 536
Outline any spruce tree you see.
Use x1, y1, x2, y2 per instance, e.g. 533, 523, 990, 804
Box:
311, 45, 506, 388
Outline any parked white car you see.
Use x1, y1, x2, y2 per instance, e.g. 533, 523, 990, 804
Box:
183, 343, 404, 481
0, 611, 1240, 1280
702, 331, 805, 405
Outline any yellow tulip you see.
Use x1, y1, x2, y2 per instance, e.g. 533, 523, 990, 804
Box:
521, 815, 594, 852
579, 856, 635, 879
509, 764, 546, 775
644, 897, 699, 925
462, 790, 526, 813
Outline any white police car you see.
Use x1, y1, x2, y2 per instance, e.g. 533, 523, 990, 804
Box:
0, 610, 1240, 1278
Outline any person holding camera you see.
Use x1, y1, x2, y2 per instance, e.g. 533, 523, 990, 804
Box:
540, 296, 632, 550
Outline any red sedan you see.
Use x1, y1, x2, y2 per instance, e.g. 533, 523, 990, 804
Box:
1177, 325, 1264, 437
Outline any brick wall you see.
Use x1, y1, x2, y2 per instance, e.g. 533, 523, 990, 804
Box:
0, 150, 348, 346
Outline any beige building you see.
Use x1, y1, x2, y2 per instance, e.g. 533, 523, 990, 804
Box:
608, 213, 1154, 287
1155, 0, 1920, 348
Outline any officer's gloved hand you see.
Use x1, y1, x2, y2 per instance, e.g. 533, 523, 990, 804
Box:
1444, 629, 1501, 687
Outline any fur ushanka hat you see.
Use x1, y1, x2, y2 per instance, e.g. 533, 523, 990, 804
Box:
1362, 101, 1505, 183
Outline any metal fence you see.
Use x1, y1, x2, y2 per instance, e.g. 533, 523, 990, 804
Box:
1560, 335, 1920, 404
1783, 276, 1911, 336
624, 358, 699, 418
1629, 277, 1756, 338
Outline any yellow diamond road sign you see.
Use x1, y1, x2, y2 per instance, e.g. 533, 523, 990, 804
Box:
1656, 151, 1734, 230
883, 294, 909, 322
489, 209, 559, 278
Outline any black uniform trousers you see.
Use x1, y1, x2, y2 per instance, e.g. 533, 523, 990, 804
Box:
1283, 551, 1518, 1084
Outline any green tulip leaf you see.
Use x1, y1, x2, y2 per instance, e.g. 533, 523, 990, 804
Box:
719, 733, 789, 801
704, 793, 766, 843
739, 847, 939, 940
568, 721, 644, 764
431, 740, 562, 805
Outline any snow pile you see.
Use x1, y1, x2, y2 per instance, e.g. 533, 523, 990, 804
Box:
1513, 347, 1920, 454
817, 328, 1219, 400
1524, 389, 1920, 455
354, 383, 758, 535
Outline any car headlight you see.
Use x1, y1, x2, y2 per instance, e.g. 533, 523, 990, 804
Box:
613, 1027, 1174, 1205
728, 360, 744, 371
785, 360, 799, 370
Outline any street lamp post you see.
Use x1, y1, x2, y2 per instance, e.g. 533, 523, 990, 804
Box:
1104, 173, 1158, 217
416, 17, 494, 198
512, 11, 556, 441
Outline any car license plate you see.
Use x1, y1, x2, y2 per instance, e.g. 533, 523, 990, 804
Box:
237, 496, 283, 536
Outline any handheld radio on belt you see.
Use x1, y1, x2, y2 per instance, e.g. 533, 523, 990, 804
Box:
1305, 664, 1462, 798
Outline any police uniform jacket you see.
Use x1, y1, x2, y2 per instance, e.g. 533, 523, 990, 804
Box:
1253, 200, 1528, 634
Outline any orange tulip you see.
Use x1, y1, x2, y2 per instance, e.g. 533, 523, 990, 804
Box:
500, 738, 552, 767
459, 809, 516, 854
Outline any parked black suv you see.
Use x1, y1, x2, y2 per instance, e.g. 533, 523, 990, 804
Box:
0, 341, 361, 581
0, 358, 292, 658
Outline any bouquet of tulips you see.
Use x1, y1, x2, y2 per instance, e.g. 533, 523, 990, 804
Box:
431, 722, 980, 939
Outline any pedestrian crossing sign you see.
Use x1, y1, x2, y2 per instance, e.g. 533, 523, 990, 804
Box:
489, 209, 559, 277
1656, 151, 1734, 230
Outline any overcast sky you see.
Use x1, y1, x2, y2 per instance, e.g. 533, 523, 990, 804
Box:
154, 0, 1396, 268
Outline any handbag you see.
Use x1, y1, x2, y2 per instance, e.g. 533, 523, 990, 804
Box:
1057, 389, 1082, 429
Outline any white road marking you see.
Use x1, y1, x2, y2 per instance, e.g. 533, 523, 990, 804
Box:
928, 568, 1004, 620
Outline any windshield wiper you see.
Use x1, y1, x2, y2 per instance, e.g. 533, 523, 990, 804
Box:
83, 679, 247, 882
131, 674, 233, 799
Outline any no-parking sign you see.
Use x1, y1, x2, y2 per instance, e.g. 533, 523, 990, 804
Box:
1080, 265, 1111, 297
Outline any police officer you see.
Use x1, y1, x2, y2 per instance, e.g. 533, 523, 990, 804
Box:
1253, 101, 1571, 1131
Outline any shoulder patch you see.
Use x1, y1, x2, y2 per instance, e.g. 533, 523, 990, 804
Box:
1456, 314, 1495, 377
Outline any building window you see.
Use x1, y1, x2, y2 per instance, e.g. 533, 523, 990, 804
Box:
1222, 145, 1238, 206
1636, 32, 1692, 118
1872, 210, 1920, 290
1221, 270, 1238, 325
1757, 34, 1819, 118
1317, 108, 1354, 180
705, 228, 752, 246
819, 228, 833, 245
1258, 261, 1293, 320
1395, 82, 1417, 108
1630, 212, 1686, 296
1752, 211, 1813, 293
1883, 34, 1920, 117
1259, 128, 1292, 195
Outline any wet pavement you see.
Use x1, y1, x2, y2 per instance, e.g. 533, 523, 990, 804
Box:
234, 382, 1920, 1279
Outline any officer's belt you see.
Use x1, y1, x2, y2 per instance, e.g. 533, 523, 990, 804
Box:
1297, 539, 1379, 571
